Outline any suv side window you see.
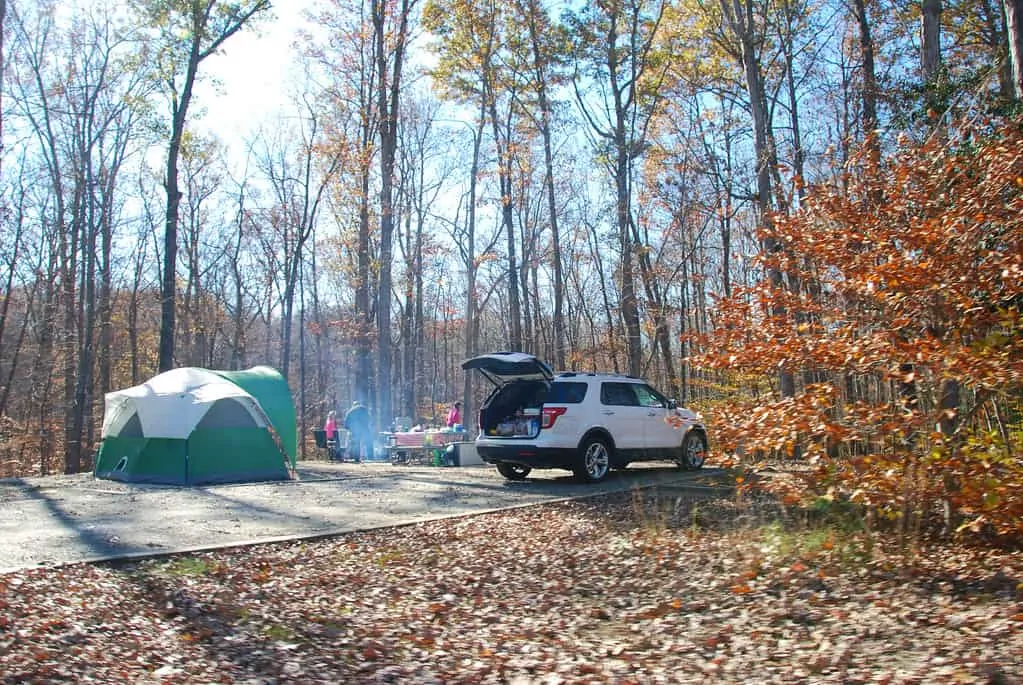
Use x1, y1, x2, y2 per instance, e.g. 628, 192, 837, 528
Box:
634, 384, 668, 408
547, 381, 587, 404
600, 382, 639, 407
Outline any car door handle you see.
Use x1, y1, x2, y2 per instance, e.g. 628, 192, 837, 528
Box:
602, 410, 615, 415
647, 411, 658, 416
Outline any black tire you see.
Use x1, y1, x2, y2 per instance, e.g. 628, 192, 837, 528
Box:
677, 431, 707, 470
496, 463, 531, 480
573, 437, 611, 483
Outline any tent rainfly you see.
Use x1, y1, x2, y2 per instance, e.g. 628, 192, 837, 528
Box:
94, 366, 297, 485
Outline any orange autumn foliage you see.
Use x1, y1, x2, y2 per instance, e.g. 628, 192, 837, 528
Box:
695, 118, 1023, 541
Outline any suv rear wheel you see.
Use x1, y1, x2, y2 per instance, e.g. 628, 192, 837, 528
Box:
574, 437, 611, 483
497, 463, 531, 480
677, 431, 707, 470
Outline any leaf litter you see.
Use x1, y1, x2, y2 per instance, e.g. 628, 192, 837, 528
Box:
0, 492, 1020, 684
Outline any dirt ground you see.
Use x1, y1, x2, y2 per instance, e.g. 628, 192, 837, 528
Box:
0, 460, 727, 573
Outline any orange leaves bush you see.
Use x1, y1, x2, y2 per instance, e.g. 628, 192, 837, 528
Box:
695, 118, 1023, 541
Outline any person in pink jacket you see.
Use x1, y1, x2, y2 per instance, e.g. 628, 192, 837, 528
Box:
446, 401, 463, 429
323, 411, 341, 460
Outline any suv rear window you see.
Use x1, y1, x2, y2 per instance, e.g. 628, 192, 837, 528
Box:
547, 381, 587, 404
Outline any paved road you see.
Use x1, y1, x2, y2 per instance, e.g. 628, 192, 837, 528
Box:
0, 462, 728, 574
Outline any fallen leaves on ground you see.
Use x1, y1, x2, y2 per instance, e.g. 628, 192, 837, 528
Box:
0, 492, 1020, 684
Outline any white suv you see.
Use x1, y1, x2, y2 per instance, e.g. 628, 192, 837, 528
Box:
462, 352, 708, 483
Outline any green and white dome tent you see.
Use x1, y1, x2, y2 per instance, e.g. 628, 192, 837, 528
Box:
94, 366, 297, 485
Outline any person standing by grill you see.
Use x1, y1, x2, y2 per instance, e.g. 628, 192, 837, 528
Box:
344, 400, 372, 463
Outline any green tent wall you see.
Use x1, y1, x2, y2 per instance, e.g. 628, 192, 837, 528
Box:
213, 366, 297, 469
94, 366, 296, 486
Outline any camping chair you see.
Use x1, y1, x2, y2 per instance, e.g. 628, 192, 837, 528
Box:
313, 429, 333, 460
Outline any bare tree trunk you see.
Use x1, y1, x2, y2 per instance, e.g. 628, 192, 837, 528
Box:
518, 0, 567, 368
462, 112, 485, 430
355, 164, 374, 406
852, 0, 879, 163
69, 175, 97, 475
298, 261, 307, 460
779, 0, 805, 204
584, 218, 621, 373
488, 98, 524, 352
679, 238, 689, 403
61, 192, 81, 474
373, 0, 415, 430
0, 0, 6, 185
400, 207, 418, 421
128, 223, 151, 385
0, 189, 33, 417
158, 39, 198, 373
229, 187, 248, 371
155, 1, 270, 373
1007, 0, 1023, 99
720, 0, 794, 397
31, 265, 59, 476
922, 0, 942, 83
616, 151, 643, 377
308, 233, 329, 422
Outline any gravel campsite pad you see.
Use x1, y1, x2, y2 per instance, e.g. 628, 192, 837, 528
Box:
0, 461, 729, 572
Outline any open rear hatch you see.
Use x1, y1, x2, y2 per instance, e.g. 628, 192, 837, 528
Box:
462, 353, 554, 438
461, 352, 554, 386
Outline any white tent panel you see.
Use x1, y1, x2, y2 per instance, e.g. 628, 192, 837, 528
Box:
101, 367, 259, 439
101, 395, 140, 437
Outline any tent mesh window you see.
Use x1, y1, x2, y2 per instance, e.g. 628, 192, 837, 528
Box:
196, 398, 263, 430
117, 413, 144, 438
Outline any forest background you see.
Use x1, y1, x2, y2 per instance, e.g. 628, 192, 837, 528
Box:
0, 0, 1020, 541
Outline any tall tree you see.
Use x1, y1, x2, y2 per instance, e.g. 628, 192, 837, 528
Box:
712, 0, 795, 396
309, 0, 384, 417
9, 1, 150, 473
373, 0, 418, 429
1007, 0, 1023, 99
395, 94, 451, 423
568, 0, 671, 377
254, 99, 343, 379
177, 136, 224, 368
852, 0, 880, 165
425, 0, 528, 354
922, 0, 942, 84
508, 0, 569, 369
133, 0, 270, 373
0, 0, 6, 187
424, 0, 516, 418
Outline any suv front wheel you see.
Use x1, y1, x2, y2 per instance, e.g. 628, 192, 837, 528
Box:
677, 431, 707, 470
574, 437, 611, 483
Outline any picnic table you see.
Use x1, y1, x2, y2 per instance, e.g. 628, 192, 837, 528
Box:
386, 429, 467, 465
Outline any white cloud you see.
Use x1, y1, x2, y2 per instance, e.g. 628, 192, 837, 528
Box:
192, 3, 312, 149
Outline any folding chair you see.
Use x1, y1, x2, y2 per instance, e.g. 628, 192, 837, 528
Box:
313, 429, 332, 460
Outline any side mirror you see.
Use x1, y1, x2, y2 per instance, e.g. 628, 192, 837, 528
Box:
668, 398, 679, 409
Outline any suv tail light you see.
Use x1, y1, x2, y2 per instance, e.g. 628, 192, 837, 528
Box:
541, 406, 567, 429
